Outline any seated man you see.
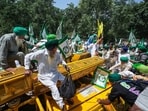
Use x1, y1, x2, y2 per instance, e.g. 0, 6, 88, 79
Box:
134, 45, 148, 65
117, 46, 130, 63
109, 57, 133, 73
97, 73, 148, 107
0, 27, 27, 70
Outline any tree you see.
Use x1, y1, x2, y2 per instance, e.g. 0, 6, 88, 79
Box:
0, 0, 147, 43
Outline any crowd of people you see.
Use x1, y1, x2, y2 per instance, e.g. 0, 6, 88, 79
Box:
70, 33, 148, 110
0, 26, 148, 111
89, 39, 148, 110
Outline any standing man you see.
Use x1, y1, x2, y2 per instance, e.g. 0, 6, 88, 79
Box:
90, 36, 103, 57
0, 26, 28, 70
24, 39, 70, 111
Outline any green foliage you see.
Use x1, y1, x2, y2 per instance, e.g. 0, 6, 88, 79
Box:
0, 0, 147, 43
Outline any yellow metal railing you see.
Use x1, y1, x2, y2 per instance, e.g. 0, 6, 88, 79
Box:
35, 97, 45, 111
0, 56, 105, 110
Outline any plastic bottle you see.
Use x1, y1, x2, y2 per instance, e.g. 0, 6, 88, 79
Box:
0, 66, 3, 71
15, 60, 21, 67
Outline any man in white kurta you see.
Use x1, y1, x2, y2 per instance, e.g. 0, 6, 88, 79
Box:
24, 39, 68, 110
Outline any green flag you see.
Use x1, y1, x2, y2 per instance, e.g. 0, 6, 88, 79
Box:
128, 30, 136, 46
70, 29, 76, 40
29, 23, 34, 37
41, 27, 47, 39
139, 38, 144, 46
115, 37, 117, 44
118, 38, 122, 45
72, 34, 81, 42
56, 21, 63, 40
58, 37, 73, 59
40, 22, 48, 39
28, 23, 36, 46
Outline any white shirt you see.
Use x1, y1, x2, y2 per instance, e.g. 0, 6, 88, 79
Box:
90, 43, 99, 57
24, 49, 65, 82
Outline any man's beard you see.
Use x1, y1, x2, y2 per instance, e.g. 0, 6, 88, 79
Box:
48, 51, 56, 64
48, 50, 56, 58
15, 36, 23, 48
48, 55, 55, 64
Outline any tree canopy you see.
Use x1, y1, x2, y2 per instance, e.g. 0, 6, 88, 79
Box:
0, 0, 147, 43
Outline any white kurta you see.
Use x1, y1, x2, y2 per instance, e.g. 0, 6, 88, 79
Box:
24, 49, 65, 109
90, 43, 99, 57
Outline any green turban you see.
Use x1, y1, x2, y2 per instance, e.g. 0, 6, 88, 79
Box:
133, 63, 148, 75
129, 46, 136, 50
108, 73, 121, 82
103, 45, 109, 49
45, 39, 59, 50
13, 27, 27, 36
138, 45, 147, 52
46, 34, 56, 40
93, 40, 97, 43
120, 57, 128, 62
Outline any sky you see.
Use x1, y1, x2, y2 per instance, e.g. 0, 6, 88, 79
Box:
53, 0, 79, 9
54, 0, 143, 9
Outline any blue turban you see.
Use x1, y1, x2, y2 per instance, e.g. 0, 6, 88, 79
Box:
122, 46, 128, 52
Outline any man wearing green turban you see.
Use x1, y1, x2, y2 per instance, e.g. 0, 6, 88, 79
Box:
129, 46, 137, 61
24, 39, 71, 110
133, 45, 148, 65
31, 34, 57, 52
109, 57, 133, 73
132, 45, 148, 65
13, 27, 27, 36
0, 26, 28, 70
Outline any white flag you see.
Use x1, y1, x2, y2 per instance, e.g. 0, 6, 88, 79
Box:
41, 27, 47, 39
128, 31, 136, 46
28, 23, 35, 45
29, 23, 34, 37
56, 21, 62, 40
70, 29, 76, 39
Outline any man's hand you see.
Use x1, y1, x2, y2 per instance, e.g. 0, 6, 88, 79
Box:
5, 68, 16, 72
97, 99, 102, 104
97, 98, 111, 105
24, 69, 32, 76
64, 65, 70, 73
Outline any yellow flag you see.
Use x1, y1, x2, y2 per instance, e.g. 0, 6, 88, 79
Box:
100, 22, 103, 34
97, 20, 103, 38
97, 20, 101, 38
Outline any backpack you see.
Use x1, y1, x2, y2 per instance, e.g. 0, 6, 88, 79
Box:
59, 74, 76, 99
